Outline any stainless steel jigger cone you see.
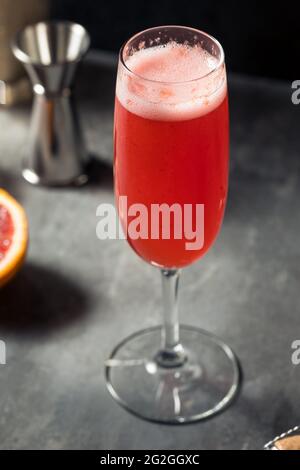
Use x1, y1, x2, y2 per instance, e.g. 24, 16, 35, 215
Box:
12, 21, 90, 186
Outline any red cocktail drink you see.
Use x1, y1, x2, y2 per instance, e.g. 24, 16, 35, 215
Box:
115, 42, 228, 267
107, 27, 239, 424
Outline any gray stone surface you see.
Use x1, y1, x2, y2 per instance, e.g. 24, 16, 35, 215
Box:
0, 52, 300, 450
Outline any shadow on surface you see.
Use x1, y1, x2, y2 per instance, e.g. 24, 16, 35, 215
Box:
0, 168, 25, 201
270, 395, 297, 440
85, 154, 113, 189
0, 262, 91, 336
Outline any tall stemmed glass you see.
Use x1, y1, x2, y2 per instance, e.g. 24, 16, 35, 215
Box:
106, 26, 240, 423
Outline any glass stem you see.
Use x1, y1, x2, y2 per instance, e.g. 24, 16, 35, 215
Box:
156, 269, 186, 368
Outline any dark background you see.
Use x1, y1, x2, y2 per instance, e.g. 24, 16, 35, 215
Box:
52, 0, 299, 80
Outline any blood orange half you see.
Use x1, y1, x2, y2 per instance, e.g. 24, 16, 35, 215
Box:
0, 189, 28, 287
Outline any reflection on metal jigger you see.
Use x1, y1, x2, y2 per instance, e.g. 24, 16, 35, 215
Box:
12, 21, 90, 186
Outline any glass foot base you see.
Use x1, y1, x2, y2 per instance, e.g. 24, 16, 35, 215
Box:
105, 325, 241, 424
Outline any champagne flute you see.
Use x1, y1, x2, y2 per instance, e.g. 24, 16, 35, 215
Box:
106, 25, 240, 423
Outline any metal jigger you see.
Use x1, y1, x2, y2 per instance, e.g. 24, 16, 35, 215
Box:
12, 21, 90, 186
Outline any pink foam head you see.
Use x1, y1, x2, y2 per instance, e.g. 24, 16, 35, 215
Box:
117, 26, 227, 121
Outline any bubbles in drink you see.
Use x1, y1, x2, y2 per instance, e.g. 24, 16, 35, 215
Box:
117, 42, 226, 121
127, 42, 217, 83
